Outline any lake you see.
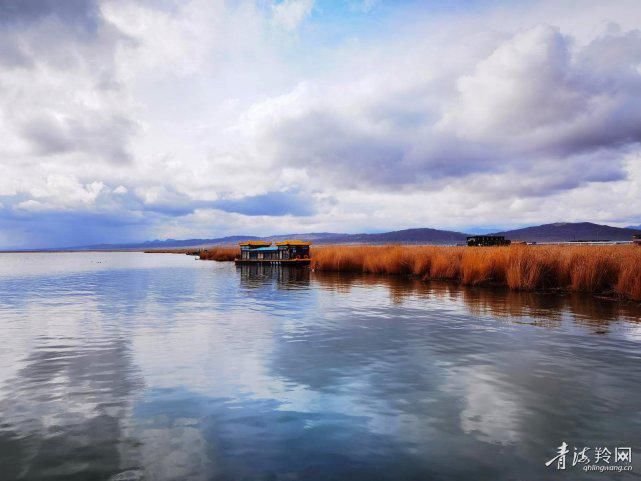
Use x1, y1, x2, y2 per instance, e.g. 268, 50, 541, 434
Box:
1, 252, 640, 480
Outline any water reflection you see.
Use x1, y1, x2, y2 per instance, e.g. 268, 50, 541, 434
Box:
0, 334, 143, 480
238, 263, 310, 290
0, 254, 640, 480
312, 271, 641, 329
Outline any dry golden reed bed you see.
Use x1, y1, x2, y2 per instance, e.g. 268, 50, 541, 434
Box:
310, 244, 641, 301
199, 246, 239, 262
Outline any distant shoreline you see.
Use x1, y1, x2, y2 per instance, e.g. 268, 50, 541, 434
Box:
0, 249, 148, 253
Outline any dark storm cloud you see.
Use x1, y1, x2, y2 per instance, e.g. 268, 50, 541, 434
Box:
0, 0, 101, 29
77, 184, 316, 221
0, 205, 151, 248
0, 37, 32, 67
20, 113, 137, 163
0, 186, 200, 248
0, 0, 106, 68
0, 0, 139, 164
527, 29, 641, 159
165, 187, 314, 218
270, 120, 504, 189
212, 190, 316, 216
259, 105, 509, 189
261, 110, 411, 187
0, 186, 317, 248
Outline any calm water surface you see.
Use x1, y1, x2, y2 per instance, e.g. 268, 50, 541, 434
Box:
1, 252, 640, 481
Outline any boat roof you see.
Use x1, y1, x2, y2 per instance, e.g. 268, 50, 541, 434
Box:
275, 240, 312, 246
239, 240, 271, 247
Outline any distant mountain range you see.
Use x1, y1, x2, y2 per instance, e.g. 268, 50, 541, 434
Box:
491, 222, 641, 243
44, 222, 641, 251
311, 228, 469, 244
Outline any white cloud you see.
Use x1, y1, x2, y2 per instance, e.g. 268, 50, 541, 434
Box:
442, 25, 580, 139
271, 0, 314, 31
16, 200, 53, 212
233, 22, 641, 198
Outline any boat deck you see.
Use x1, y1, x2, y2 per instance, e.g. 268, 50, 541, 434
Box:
234, 258, 311, 265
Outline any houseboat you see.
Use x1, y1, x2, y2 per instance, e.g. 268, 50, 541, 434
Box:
235, 240, 311, 265
467, 235, 511, 247
634, 234, 641, 246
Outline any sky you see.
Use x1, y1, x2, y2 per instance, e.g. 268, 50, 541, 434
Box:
1, 0, 641, 248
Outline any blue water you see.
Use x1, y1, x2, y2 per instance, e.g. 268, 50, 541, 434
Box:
0, 252, 640, 480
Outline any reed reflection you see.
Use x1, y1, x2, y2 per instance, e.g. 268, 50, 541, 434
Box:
312, 271, 641, 328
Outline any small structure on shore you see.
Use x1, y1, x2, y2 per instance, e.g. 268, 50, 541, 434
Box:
236, 240, 311, 265
467, 235, 511, 247
634, 235, 641, 246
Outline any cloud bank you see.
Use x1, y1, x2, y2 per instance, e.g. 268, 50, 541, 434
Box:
1, 0, 641, 247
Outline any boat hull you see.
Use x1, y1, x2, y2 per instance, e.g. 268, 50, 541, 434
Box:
234, 259, 311, 265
